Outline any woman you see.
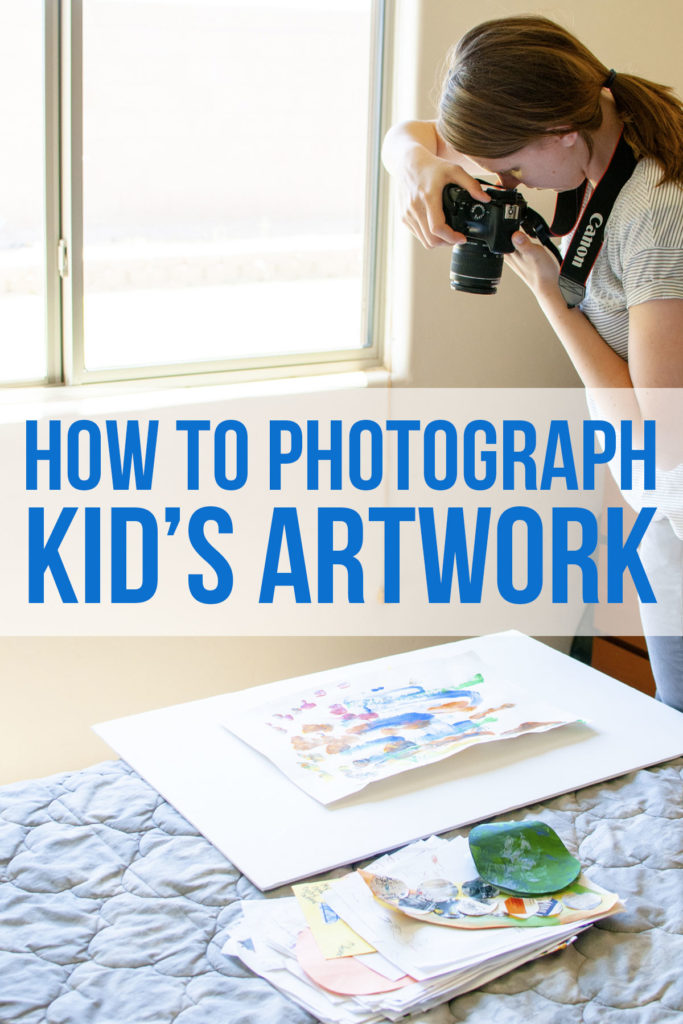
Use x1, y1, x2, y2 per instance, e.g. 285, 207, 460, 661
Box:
382, 16, 683, 710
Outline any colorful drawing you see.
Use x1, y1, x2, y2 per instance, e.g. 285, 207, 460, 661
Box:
223, 652, 579, 804
359, 868, 620, 930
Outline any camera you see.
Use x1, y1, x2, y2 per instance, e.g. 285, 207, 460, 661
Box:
442, 183, 528, 295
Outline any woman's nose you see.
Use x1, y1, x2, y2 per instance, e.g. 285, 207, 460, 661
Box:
498, 174, 520, 189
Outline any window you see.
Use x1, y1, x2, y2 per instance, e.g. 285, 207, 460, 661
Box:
0, 0, 49, 383
1, 0, 387, 387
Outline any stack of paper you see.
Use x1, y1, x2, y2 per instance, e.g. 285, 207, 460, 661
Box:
222, 834, 623, 1024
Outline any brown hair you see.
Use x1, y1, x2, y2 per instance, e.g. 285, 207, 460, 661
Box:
437, 16, 683, 186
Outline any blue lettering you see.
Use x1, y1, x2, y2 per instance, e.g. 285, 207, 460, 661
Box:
386, 419, 420, 490
106, 419, 158, 490
424, 421, 458, 490
419, 506, 490, 603
368, 507, 415, 603
259, 507, 310, 602
583, 420, 616, 489
497, 507, 543, 603
621, 420, 656, 490
552, 508, 598, 602
349, 420, 383, 490
606, 506, 656, 602
540, 421, 578, 490
214, 420, 248, 490
110, 508, 158, 603
176, 420, 211, 490
503, 420, 536, 490
84, 507, 101, 603
307, 420, 343, 490
67, 420, 101, 490
464, 420, 496, 490
28, 506, 78, 603
269, 421, 303, 490
319, 508, 364, 602
25, 420, 61, 489
188, 506, 233, 603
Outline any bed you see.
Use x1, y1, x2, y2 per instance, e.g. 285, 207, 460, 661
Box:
1, 755, 681, 1024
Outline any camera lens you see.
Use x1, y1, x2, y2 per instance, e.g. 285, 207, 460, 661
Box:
449, 240, 504, 295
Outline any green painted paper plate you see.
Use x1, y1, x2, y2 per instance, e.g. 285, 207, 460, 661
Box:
469, 820, 581, 895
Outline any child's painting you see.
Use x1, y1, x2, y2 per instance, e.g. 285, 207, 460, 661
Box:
223, 652, 579, 804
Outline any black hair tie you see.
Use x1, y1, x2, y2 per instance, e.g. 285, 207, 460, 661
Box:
603, 69, 617, 89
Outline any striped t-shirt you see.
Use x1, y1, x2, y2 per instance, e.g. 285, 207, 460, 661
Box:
579, 158, 683, 352
574, 158, 683, 538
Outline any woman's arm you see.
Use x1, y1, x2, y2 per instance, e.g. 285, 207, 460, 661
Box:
507, 232, 683, 467
626, 298, 683, 468
381, 120, 490, 247
506, 233, 633, 388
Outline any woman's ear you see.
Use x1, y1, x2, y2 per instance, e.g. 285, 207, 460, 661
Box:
558, 131, 579, 148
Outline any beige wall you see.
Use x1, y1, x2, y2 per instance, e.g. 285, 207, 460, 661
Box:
0, 635, 456, 784
3, 0, 679, 785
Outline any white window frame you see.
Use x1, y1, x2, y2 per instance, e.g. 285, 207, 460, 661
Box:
32, 0, 393, 390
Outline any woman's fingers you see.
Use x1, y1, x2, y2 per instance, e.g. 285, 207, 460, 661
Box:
504, 231, 561, 293
398, 156, 493, 249
425, 202, 464, 245
403, 208, 432, 248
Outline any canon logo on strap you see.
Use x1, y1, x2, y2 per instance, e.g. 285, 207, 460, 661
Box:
555, 133, 636, 307
571, 213, 604, 268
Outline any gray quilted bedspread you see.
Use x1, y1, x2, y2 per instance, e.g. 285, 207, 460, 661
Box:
0, 757, 681, 1024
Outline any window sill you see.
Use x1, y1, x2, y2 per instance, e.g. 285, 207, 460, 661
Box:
0, 365, 391, 423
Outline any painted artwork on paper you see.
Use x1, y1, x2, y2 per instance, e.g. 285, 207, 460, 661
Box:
223, 652, 579, 804
359, 868, 619, 930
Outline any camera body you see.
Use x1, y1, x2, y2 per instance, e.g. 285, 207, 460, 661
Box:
442, 184, 528, 294
443, 184, 527, 254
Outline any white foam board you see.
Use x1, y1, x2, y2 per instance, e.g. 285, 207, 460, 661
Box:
94, 632, 683, 890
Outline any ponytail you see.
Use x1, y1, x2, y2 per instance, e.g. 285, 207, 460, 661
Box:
609, 73, 683, 185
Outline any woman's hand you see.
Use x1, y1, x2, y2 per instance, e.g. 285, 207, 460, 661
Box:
400, 151, 491, 249
504, 231, 563, 305
381, 120, 491, 249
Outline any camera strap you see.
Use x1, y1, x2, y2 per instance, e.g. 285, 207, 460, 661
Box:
549, 132, 637, 307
